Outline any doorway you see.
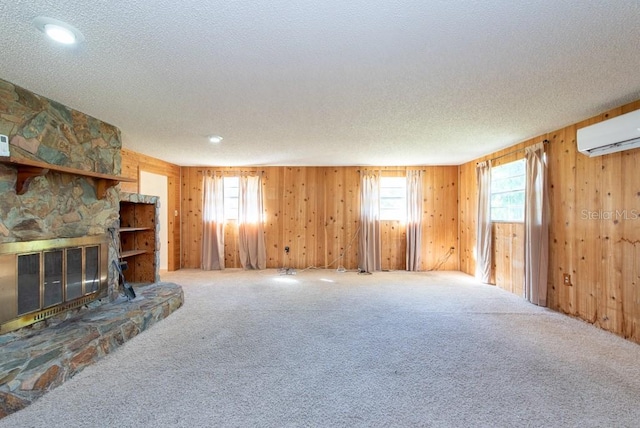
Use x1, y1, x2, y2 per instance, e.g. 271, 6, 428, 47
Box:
139, 170, 169, 271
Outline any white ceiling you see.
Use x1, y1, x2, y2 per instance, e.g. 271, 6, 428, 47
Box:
1, 1, 639, 167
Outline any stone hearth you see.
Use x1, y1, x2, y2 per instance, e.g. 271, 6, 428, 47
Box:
0, 282, 183, 419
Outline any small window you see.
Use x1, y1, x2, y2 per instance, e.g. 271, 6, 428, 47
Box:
490, 159, 526, 222
223, 177, 239, 220
380, 176, 406, 221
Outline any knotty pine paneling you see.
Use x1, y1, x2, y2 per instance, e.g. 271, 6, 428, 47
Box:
181, 166, 458, 272
278, 167, 324, 269
421, 166, 459, 271
223, 222, 241, 268
181, 167, 204, 269
492, 223, 524, 296
459, 99, 640, 343
119, 159, 139, 195
121, 149, 181, 271
381, 220, 405, 271
458, 161, 476, 276
322, 167, 360, 270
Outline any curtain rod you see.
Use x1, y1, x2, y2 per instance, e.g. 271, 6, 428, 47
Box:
357, 169, 426, 173
204, 169, 264, 176
477, 139, 549, 165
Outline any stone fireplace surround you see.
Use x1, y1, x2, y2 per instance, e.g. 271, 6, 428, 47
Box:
0, 79, 184, 418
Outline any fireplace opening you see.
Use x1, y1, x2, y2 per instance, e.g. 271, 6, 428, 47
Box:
0, 236, 108, 334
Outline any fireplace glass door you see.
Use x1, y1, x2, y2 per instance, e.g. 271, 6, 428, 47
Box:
1, 236, 108, 332
44, 250, 64, 308
18, 246, 103, 314
66, 247, 83, 301
85, 246, 100, 293
17, 253, 40, 316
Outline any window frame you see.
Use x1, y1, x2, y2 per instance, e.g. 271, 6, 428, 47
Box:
490, 159, 526, 223
223, 176, 239, 221
379, 176, 407, 222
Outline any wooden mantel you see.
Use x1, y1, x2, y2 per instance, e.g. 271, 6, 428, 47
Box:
0, 156, 137, 199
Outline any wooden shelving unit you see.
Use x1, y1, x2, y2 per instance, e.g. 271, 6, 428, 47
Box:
119, 201, 157, 285
120, 249, 149, 258
0, 155, 136, 198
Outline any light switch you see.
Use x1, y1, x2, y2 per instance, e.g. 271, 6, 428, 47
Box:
0, 135, 9, 156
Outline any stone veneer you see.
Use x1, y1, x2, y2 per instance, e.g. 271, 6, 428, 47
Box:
0, 77, 121, 296
0, 282, 184, 418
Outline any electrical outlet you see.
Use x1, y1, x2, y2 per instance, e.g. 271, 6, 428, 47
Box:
563, 273, 571, 286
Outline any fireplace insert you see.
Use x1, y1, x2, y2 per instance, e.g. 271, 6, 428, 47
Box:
0, 235, 109, 334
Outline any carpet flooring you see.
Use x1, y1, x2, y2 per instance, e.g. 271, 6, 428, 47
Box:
1, 269, 639, 427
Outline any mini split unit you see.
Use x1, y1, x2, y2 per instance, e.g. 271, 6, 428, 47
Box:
577, 108, 640, 157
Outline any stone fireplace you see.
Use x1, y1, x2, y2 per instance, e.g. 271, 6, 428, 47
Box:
0, 78, 123, 329
0, 79, 183, 419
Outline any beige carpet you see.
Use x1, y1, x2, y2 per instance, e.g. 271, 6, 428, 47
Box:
1, 269, 639, 427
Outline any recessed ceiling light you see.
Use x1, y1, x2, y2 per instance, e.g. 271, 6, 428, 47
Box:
44, 24, 76, 44
33, 16, 85, 45
209, 135, 223, 144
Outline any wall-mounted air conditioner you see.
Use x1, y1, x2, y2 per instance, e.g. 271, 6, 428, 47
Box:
577, 108, 640, 157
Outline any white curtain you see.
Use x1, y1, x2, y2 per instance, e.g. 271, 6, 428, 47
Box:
406, 170, 423, 271
358, 171, 381, 273
475, 160, 492, 283
238, 175, 267, 270
202, 174, 225, 270
524, 143, 549, 306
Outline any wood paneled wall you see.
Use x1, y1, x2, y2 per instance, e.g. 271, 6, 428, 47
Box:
181, 166, 459, 271
459, 100, 640, 343
491, 223, 524, 295
121, 149, 181, 271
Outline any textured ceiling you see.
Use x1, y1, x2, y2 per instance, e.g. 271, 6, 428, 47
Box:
1, 1, 640, 166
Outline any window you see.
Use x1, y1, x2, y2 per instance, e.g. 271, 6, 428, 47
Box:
490, 159, 525, 222
223, 177, 239, 220
380, 176, 406, 221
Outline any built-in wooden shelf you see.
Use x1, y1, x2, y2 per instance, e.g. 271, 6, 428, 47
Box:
0, 155, 136, 198
119, 199, 157, 284
121, 249, 149, 258
120, 227, 152, 232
